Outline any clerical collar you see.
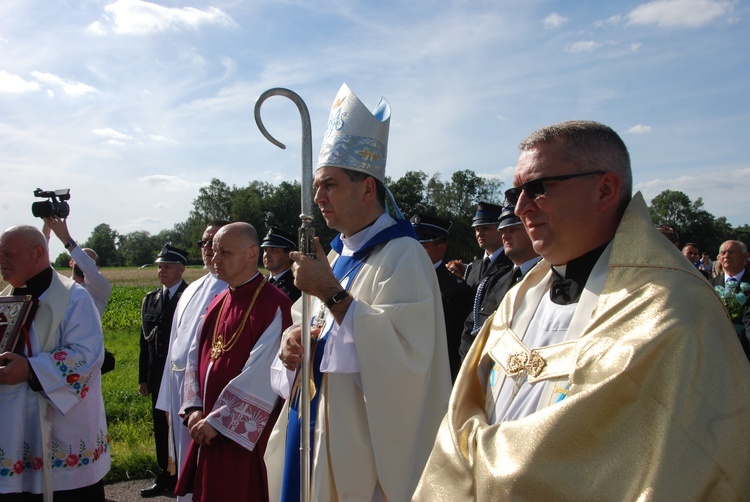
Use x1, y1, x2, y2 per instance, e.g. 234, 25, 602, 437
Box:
230, 271, 261, 291
550, 242, 610, 305
13, 267, 53, 300
339, 213, 395, 257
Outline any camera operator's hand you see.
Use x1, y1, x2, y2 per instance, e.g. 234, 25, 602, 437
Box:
42, 217, 74, 246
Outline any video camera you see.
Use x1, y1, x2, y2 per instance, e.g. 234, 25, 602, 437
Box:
31, 188, 71, 219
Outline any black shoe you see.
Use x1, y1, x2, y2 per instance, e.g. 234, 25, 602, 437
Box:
141, 483, 169, 498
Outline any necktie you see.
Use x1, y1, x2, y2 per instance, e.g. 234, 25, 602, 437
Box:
163, 289, 171, 310
480, 256, 491, 277
268, 276, 276, 285
511, 266, 522, 284
727, 277, 739, 290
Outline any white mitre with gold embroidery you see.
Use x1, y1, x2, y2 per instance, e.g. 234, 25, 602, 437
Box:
316, 83, 390, 183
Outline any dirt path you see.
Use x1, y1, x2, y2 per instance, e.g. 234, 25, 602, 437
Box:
105, 479, 176, 502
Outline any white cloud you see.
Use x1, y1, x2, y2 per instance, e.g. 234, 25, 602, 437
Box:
543, 13, 567, 29
139, 175, 200, 191
627, 0, 735, 28
567, 41, 600, 53
0, 71, 40, 93
148, 134, 176, 143
30, 71, 96, 97
93, 128, 133, 140
627, 124, 652, 134
87, 0, 236, 36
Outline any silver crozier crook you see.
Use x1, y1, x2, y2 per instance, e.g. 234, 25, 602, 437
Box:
254, 88, 315, 502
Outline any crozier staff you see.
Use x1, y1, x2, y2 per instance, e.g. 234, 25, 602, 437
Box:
266, 83, 451, 501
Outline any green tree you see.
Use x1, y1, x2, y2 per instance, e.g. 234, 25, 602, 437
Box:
117, 230, 160, 267
231, 181, 273, 225
172, 215, 211, 266
387, 171, 431, 218
191, 178, 233, 222
647, 190, 745, 256
84, 223, 122, 266
53, 252, 71, 269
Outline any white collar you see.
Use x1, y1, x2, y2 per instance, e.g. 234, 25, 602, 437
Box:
340, 212, 395, 257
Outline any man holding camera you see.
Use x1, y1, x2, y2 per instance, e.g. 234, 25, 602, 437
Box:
42, 216, 112, 318
139, 245, 189, 498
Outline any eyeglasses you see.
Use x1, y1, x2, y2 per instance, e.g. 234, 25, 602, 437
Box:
197, 240, 213, 248
505, 171, 607, 205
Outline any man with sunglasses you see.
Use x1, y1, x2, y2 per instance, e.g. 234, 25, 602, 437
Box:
415, 120, 750, 499
154, 220, 229, 501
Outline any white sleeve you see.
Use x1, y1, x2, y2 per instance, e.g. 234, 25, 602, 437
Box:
70, 245, 112, 315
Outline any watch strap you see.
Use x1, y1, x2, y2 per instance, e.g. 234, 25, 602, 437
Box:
325, 290, 349, 309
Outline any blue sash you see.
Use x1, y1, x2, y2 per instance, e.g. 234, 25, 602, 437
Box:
280, 218, 416, 501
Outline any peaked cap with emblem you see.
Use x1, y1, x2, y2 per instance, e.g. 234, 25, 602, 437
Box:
410, 213, 452, 243
154, 244, 188, 265
471, 202, 503, 227
260, 227, 297, 250
316, 83, 391, 183
497, 205, 522, 230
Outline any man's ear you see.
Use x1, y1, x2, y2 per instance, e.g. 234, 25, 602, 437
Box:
361, 176, 377, 203
596, 172, 623, 212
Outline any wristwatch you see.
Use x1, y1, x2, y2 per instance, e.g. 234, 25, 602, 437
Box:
64, 240, 76, 250
325, 290, 349, 309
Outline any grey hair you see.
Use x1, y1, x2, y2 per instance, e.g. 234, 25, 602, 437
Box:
519, 120, 633, 209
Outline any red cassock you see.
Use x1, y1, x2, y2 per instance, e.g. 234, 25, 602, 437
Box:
177, 274, 292, 501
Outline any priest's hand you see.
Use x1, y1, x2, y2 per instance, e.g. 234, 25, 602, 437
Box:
0, 352, 30, 385
279, 324, 321, 372
290, 237, 342, 304
186, 410, 204, 430
190, 417, 218, 446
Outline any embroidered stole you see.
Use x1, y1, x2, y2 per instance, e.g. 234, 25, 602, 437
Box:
280, 218, 416, 502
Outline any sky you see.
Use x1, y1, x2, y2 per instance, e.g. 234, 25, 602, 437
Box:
1, 0, 749, 260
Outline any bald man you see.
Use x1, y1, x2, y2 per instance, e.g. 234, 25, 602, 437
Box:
0, 225, 110, 500
176, 223, 292, 502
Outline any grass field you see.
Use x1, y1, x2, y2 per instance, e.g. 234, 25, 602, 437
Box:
99, 266, 208, 483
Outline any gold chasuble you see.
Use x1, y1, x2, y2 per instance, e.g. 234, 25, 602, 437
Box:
414, 193, 750, 501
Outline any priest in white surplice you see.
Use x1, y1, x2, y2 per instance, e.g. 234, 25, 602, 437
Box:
155, 220, 228, 502
0, 225, 110, 501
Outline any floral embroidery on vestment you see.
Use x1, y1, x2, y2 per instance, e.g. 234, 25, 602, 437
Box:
0, 431, 108, 477
52, 346, 93, 397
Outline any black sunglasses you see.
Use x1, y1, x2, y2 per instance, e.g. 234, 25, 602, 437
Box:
197, 240, 213, 248
505, 170, 607, 205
